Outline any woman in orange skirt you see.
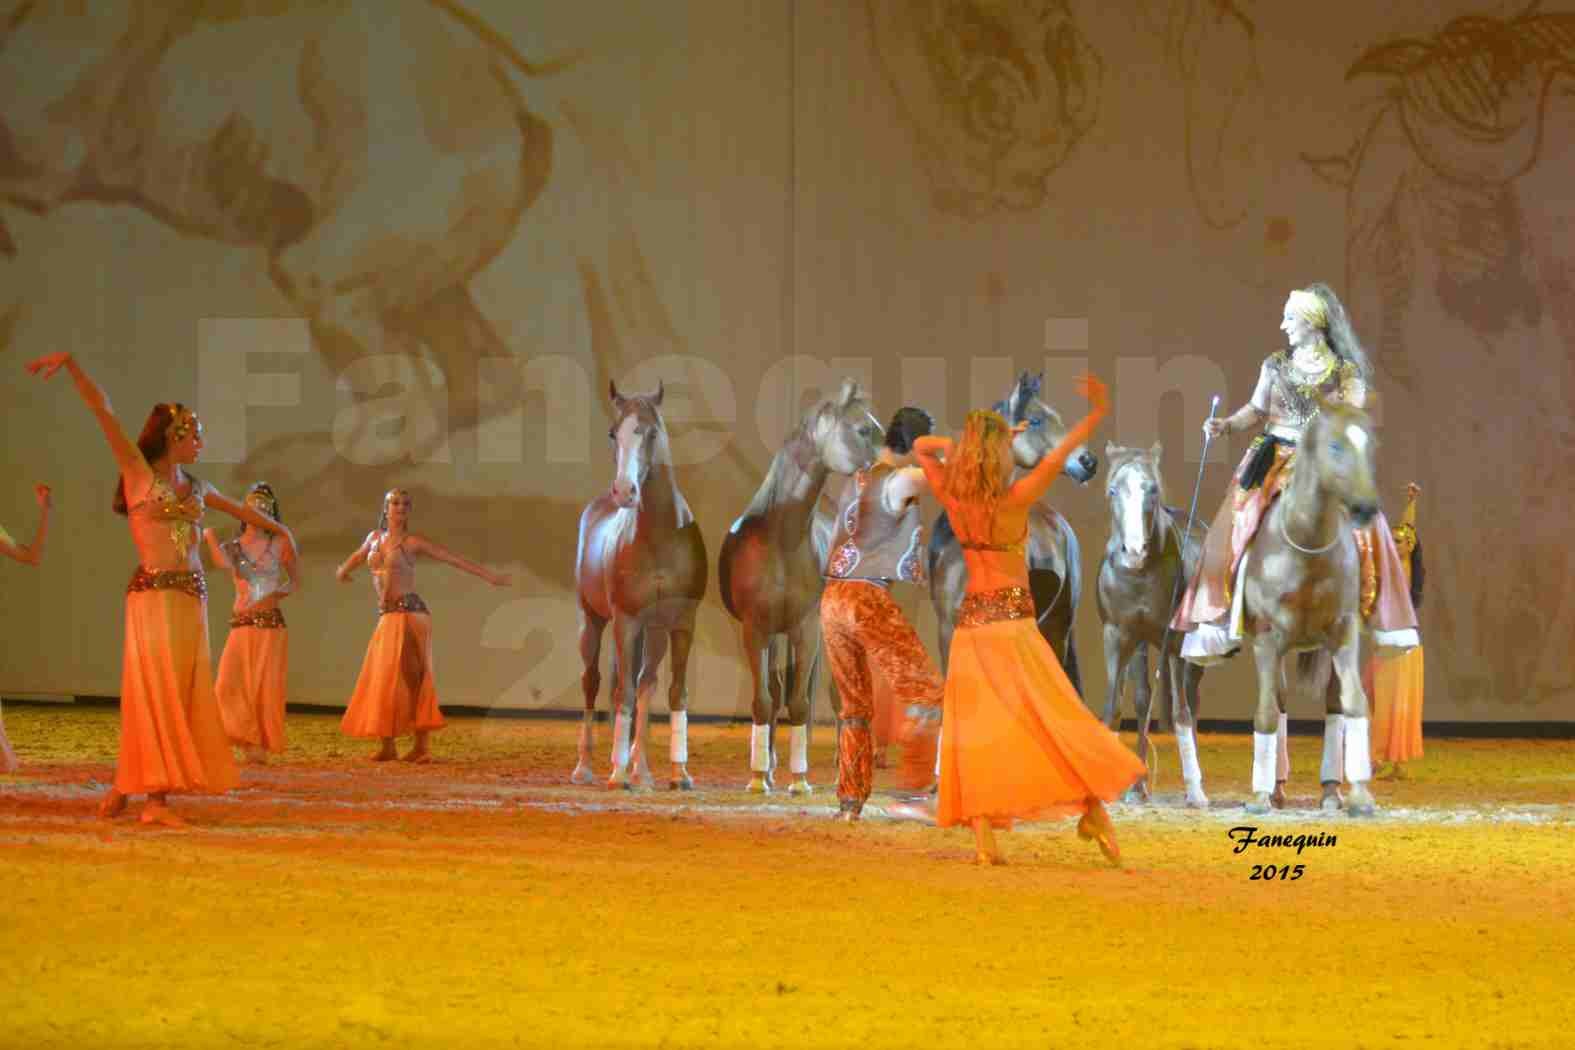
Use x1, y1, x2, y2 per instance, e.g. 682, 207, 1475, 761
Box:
914, 375, 1143, 866
336, 488, 510, 763
27, 352, 295, 827
0, 483, 53, 773
1368, 482, 1425, 778
203, 482, 299, 763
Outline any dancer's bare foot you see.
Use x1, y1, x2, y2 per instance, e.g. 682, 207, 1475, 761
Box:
973, 850, 1008, 866
370, 742, 398, 762
98, 789, 128, 820
1270, 781, 1288, 810
400, 748, 432, 764
139, 802, 188, 828
1077, 800, 1122, 867
245, 747, 269, 766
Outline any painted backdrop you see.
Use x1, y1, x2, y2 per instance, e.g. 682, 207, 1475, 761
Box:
2, 0, 1569, 722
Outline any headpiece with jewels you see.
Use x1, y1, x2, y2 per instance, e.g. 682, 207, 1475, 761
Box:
1285, 289, 1329, 331
166, 404, 200, 443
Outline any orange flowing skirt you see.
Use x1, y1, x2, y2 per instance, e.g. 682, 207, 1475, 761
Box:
937, 616, 1145, 828
1368, 646, 1424, 764
115, 589, 238, 795
216, 627, 289, 752
1, 701, 17, 773
340, 612, 444, 739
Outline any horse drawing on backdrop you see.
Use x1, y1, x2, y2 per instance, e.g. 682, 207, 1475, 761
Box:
1241, 400, 1383, 816
719, 379, 882, 793
1095, 442, 1207, 806
574, 381, 707, 791
0, 1, 571, 531
929, 372, 1098, 689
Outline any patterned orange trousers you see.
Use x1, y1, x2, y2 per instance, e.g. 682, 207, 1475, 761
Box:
820, 580, 943, 812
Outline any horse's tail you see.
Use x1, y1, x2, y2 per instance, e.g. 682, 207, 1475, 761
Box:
429, 0, 584, 78
718, 532, 738, 620
927, 510, 954, 579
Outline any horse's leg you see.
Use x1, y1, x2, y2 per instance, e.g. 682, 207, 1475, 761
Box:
765, 634, 785, 790
606, 615, 643, 790
1062, 620, 1083, 699
627, 626, 668, 792
1311, 652, 1346, 812
782, 618, 814, 796
1127, 645, 1152, 803
571, 604, 606, 784
666, 626, 696, 790
1332, 618, 1377, 817
1246, 632, 1283, 814
742, 623, 774, 793
1100, 623, 1125, 729
1171, 653, 1209, 808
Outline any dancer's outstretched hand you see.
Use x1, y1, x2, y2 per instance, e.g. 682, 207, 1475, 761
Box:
1075, 373, 1109, 412
33, 485, 51, 509
1406, 482, 1421, 501
490, 571, 513, 588
26, 352, 72, 379
1203, 417, 1229, 439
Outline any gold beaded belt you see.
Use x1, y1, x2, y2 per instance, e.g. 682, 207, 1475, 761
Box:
379, 593, 430, 616
230, 608, 286, 629
127, 566, 206, 600
956, 586, 1034, 628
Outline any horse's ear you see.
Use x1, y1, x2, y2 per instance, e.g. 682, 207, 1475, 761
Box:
609, 379, 624, 408
653, 379, 664, 407
1105, 440, 1119, 459
1028, 371, 1043, 397
837, 377, 860, 407
1149, 440, 1163, 463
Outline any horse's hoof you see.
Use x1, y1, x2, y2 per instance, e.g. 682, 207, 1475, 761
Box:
1344, 784, 1377, 817
745, 775, 771, 794
787, 779, 813, 797
606, 774, 632, 791
1184, 785, 1210, 809
1121, 785, 1146, 805
669, 777, 694, 791
1244, 792, 1272, 815
569, 765, 595, 786
1269, 785, 1287, 810
1320, 787, 1344, 813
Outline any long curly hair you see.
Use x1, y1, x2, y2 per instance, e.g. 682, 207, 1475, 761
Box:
1303, 282, 1374, 383
943, 409, 1012, 535
113, 403, 183, 515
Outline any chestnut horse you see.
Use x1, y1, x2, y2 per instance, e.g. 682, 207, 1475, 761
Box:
573, 381, 707, 791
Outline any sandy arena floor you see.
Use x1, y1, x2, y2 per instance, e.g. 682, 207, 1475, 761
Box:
2, 705, 1572, 1050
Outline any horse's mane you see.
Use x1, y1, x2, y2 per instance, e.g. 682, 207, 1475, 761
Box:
743, 392, 844, 517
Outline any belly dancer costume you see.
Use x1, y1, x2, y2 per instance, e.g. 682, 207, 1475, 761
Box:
214, 534, 293, 753
340, 532, 445, 741
937, 524, 1145, 828
821, 462, 942, 817
116, 476, 238, 796
1368, 487, 1425, 766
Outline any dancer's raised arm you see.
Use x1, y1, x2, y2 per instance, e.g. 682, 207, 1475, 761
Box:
26, 353, 149, 487
0, 485, 51, 566
204, 488, 296, 560
407, 534, 510, 587
1005, 374, 1108, 508
912, 434, 953, 496
202, 527, 233, 570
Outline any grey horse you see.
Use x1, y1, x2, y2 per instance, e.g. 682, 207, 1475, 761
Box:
928, 372, 1098, 687
1095, 442, 1207, 806
719, 380, 882, 793
1241, 401, 1382, 817
572, 381, 707, 791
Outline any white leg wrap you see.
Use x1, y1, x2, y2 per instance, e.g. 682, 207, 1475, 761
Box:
789, 724, 809, 774
1344, 717, 1372, 783
576, 712, 594, 756
611, 712, 632, 772
1252, 732, 1278, 794
934, 726, 943, 778
1320, 713, 1346, 783
669, 711, 688, 764
749, 723, 770, 773
1175, 725, 1203, 786
1276, 712, 1290, 781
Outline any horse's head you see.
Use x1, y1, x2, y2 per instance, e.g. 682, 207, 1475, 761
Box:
809, 378, 882, 475
994, 371, 1098, 482
1104, 441, 1164, 564
1305, 401, 1380, 526
607, 379, 669, 509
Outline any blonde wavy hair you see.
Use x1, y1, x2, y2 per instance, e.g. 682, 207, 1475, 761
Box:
944, 409, 1012, 534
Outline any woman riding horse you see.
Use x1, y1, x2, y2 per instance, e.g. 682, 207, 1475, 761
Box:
1171, 283, 1419, 799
